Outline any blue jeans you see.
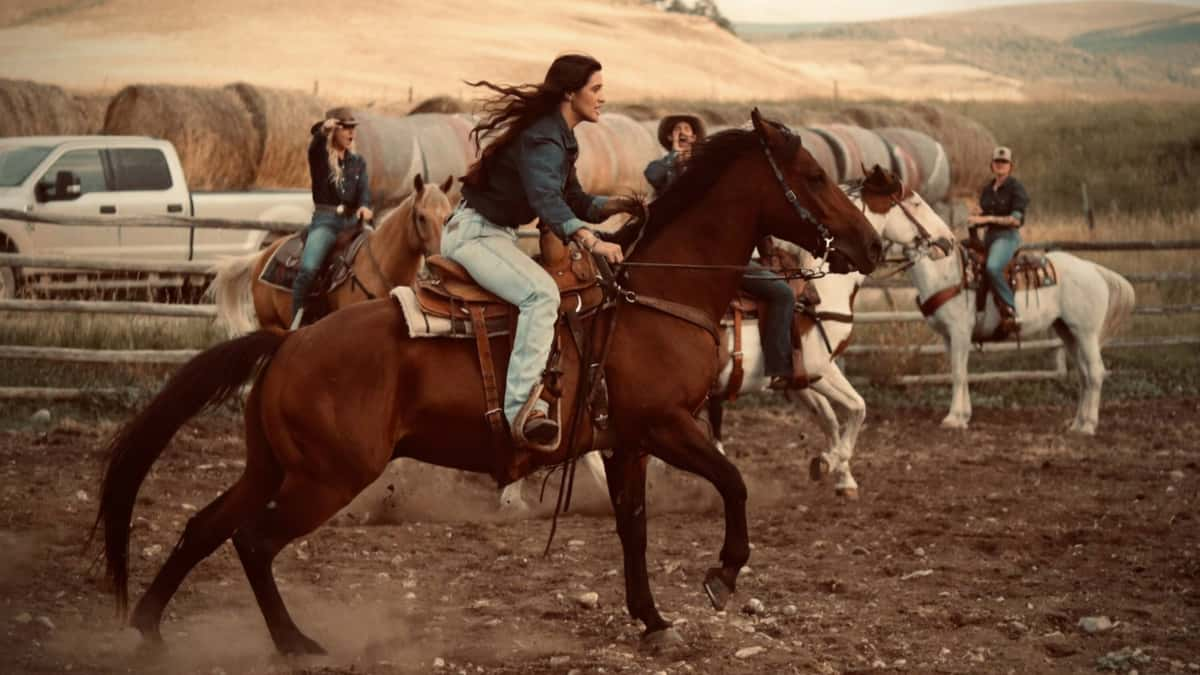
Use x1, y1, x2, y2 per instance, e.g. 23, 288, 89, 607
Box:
739, 262, 795, 378
291, 212, 355, 320
441, 206, 558, 425
984, 227, 1021, 311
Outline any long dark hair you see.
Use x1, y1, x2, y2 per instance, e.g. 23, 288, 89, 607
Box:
461, 54, 602, 187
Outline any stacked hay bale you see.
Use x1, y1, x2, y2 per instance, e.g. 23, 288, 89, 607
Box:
0, 78, 100, 136
906, 103, 996, 197
876, 128, 952, 203
103, 84, 261, 190
407, 96, 468, 115
228, 82, 326, 189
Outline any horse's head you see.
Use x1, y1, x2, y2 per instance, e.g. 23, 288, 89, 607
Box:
751, 109, 881, 274
858, 165, 954, 261
408, 174, 456, 257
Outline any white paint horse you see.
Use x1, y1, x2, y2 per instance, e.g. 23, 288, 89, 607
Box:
500, 243, 870, 510
858, 167, 1135, 434
706, 243, 868, 498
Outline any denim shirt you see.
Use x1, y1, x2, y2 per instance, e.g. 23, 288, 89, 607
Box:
644, 151, 679, 194
307, 123, 370, 212
978, 176, 1029, 231
462, 111, 607, 241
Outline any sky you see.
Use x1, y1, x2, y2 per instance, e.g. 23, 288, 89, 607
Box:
717, 0, 1200, 23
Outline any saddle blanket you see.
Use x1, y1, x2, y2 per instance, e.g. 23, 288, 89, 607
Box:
390, 286, 517, 339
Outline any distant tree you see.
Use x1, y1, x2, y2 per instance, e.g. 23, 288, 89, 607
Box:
644, 0, 735, 34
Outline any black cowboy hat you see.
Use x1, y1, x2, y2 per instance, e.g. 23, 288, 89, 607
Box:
656, 113, 706, 151
325, 106, 359, 128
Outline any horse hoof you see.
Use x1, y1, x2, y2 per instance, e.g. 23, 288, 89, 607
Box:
809, 456, 830, 482
940, 417, 968, 430
702, 568, 734, 611
835, 487, 860, 500
640, 626, 684, 654
277, 632, 327, 656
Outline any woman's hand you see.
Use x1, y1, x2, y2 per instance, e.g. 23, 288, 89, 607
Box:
356, 206, 373, 223
575, 228, 624, 264
591, 240, 624, 264
322, 118, 339, 133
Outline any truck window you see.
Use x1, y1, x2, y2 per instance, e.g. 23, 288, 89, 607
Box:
108, 148, 173, 191
0, 145, 53, 187
38, 149, 107, 196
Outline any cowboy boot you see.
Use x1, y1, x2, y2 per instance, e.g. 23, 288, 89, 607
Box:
512, 383, 561, 452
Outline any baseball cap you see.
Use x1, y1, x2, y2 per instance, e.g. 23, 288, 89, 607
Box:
992, 146, 1013, 162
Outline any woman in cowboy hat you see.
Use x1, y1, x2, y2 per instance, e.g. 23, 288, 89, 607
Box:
642, 113, 798, 389
290, 106, 373, 329
644, 113, 705, 194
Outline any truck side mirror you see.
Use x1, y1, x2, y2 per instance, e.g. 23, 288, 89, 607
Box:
55, 170, 82, 199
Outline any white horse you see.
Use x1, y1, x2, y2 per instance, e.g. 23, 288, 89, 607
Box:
706, 243, 868, 498
858, 168, 1135, 434
500, 243, 870, 510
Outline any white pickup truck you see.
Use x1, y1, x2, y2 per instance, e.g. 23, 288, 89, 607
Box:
0, 135, 312, 297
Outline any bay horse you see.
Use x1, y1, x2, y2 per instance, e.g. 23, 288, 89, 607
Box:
858, 167, 1135, 434
93, 110, 882, 655
207, 174, 454, 334
500, 241, 870, 512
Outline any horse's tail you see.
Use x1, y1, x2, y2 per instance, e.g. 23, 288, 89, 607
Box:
91, 330, 286, 616
207, 252, 261, 335
1095, 264, 1136, 344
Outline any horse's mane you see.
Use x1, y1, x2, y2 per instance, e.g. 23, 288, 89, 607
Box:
640, 123, 799, 246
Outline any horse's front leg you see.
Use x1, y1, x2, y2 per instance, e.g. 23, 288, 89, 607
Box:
645, 409, 750, 613
941, 329, 972, 429
808, 367, 865, 499
602, 449, 678, 649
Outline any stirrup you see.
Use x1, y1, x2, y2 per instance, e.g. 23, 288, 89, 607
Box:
512, 384, 561, 453
289, 307, 305, 331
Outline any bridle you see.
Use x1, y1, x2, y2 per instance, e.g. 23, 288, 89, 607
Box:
757, 132, 836, 264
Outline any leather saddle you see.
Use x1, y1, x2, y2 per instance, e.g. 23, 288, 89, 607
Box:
962, 241, 1058, 313
258, 227, 369, 296
415, 229, 605, 334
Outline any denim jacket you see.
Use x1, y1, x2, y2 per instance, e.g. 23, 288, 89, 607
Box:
644, 151, 679, 194
462, 111, 607, 241
308, 123, 370, 212
978, 176, 1028, 229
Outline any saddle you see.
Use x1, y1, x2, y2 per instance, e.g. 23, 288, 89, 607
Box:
399, 228, 610, 472
258, 227, 369, 296
719, 275, 828, 401
961, 241, 1058, 314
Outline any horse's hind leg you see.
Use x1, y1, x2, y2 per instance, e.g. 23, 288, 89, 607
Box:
232, 473, 364, 655
797, 389, 840, 482
129, 460, 282, 643
1071, 333, 1105, 435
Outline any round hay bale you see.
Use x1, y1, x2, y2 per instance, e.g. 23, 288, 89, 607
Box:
103, 84, 261, 190
807, 125, 860, 183
877, 127, 951, 203
609, 103, 662, 121
354, 112, 424, 208
907, 103, 995, 197
72, 92, 111, 135
408, 96, 468, 115
406, 113, 475, 187
575, 121, 620, 194
228, 83, 326, 189
602, 113, 660, 193
830, 124, 892, 179
795, 127, 838, 182
0, 79, 97, 136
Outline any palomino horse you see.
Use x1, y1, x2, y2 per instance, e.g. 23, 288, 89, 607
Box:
93, 111, 882, 654
858, 167, 1135, 434
207, 174, 454, 334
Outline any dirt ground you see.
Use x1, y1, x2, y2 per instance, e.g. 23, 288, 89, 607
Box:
1, 396, 1198, 674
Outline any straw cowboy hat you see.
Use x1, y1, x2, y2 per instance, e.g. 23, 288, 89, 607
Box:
656, 113, 706, 151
